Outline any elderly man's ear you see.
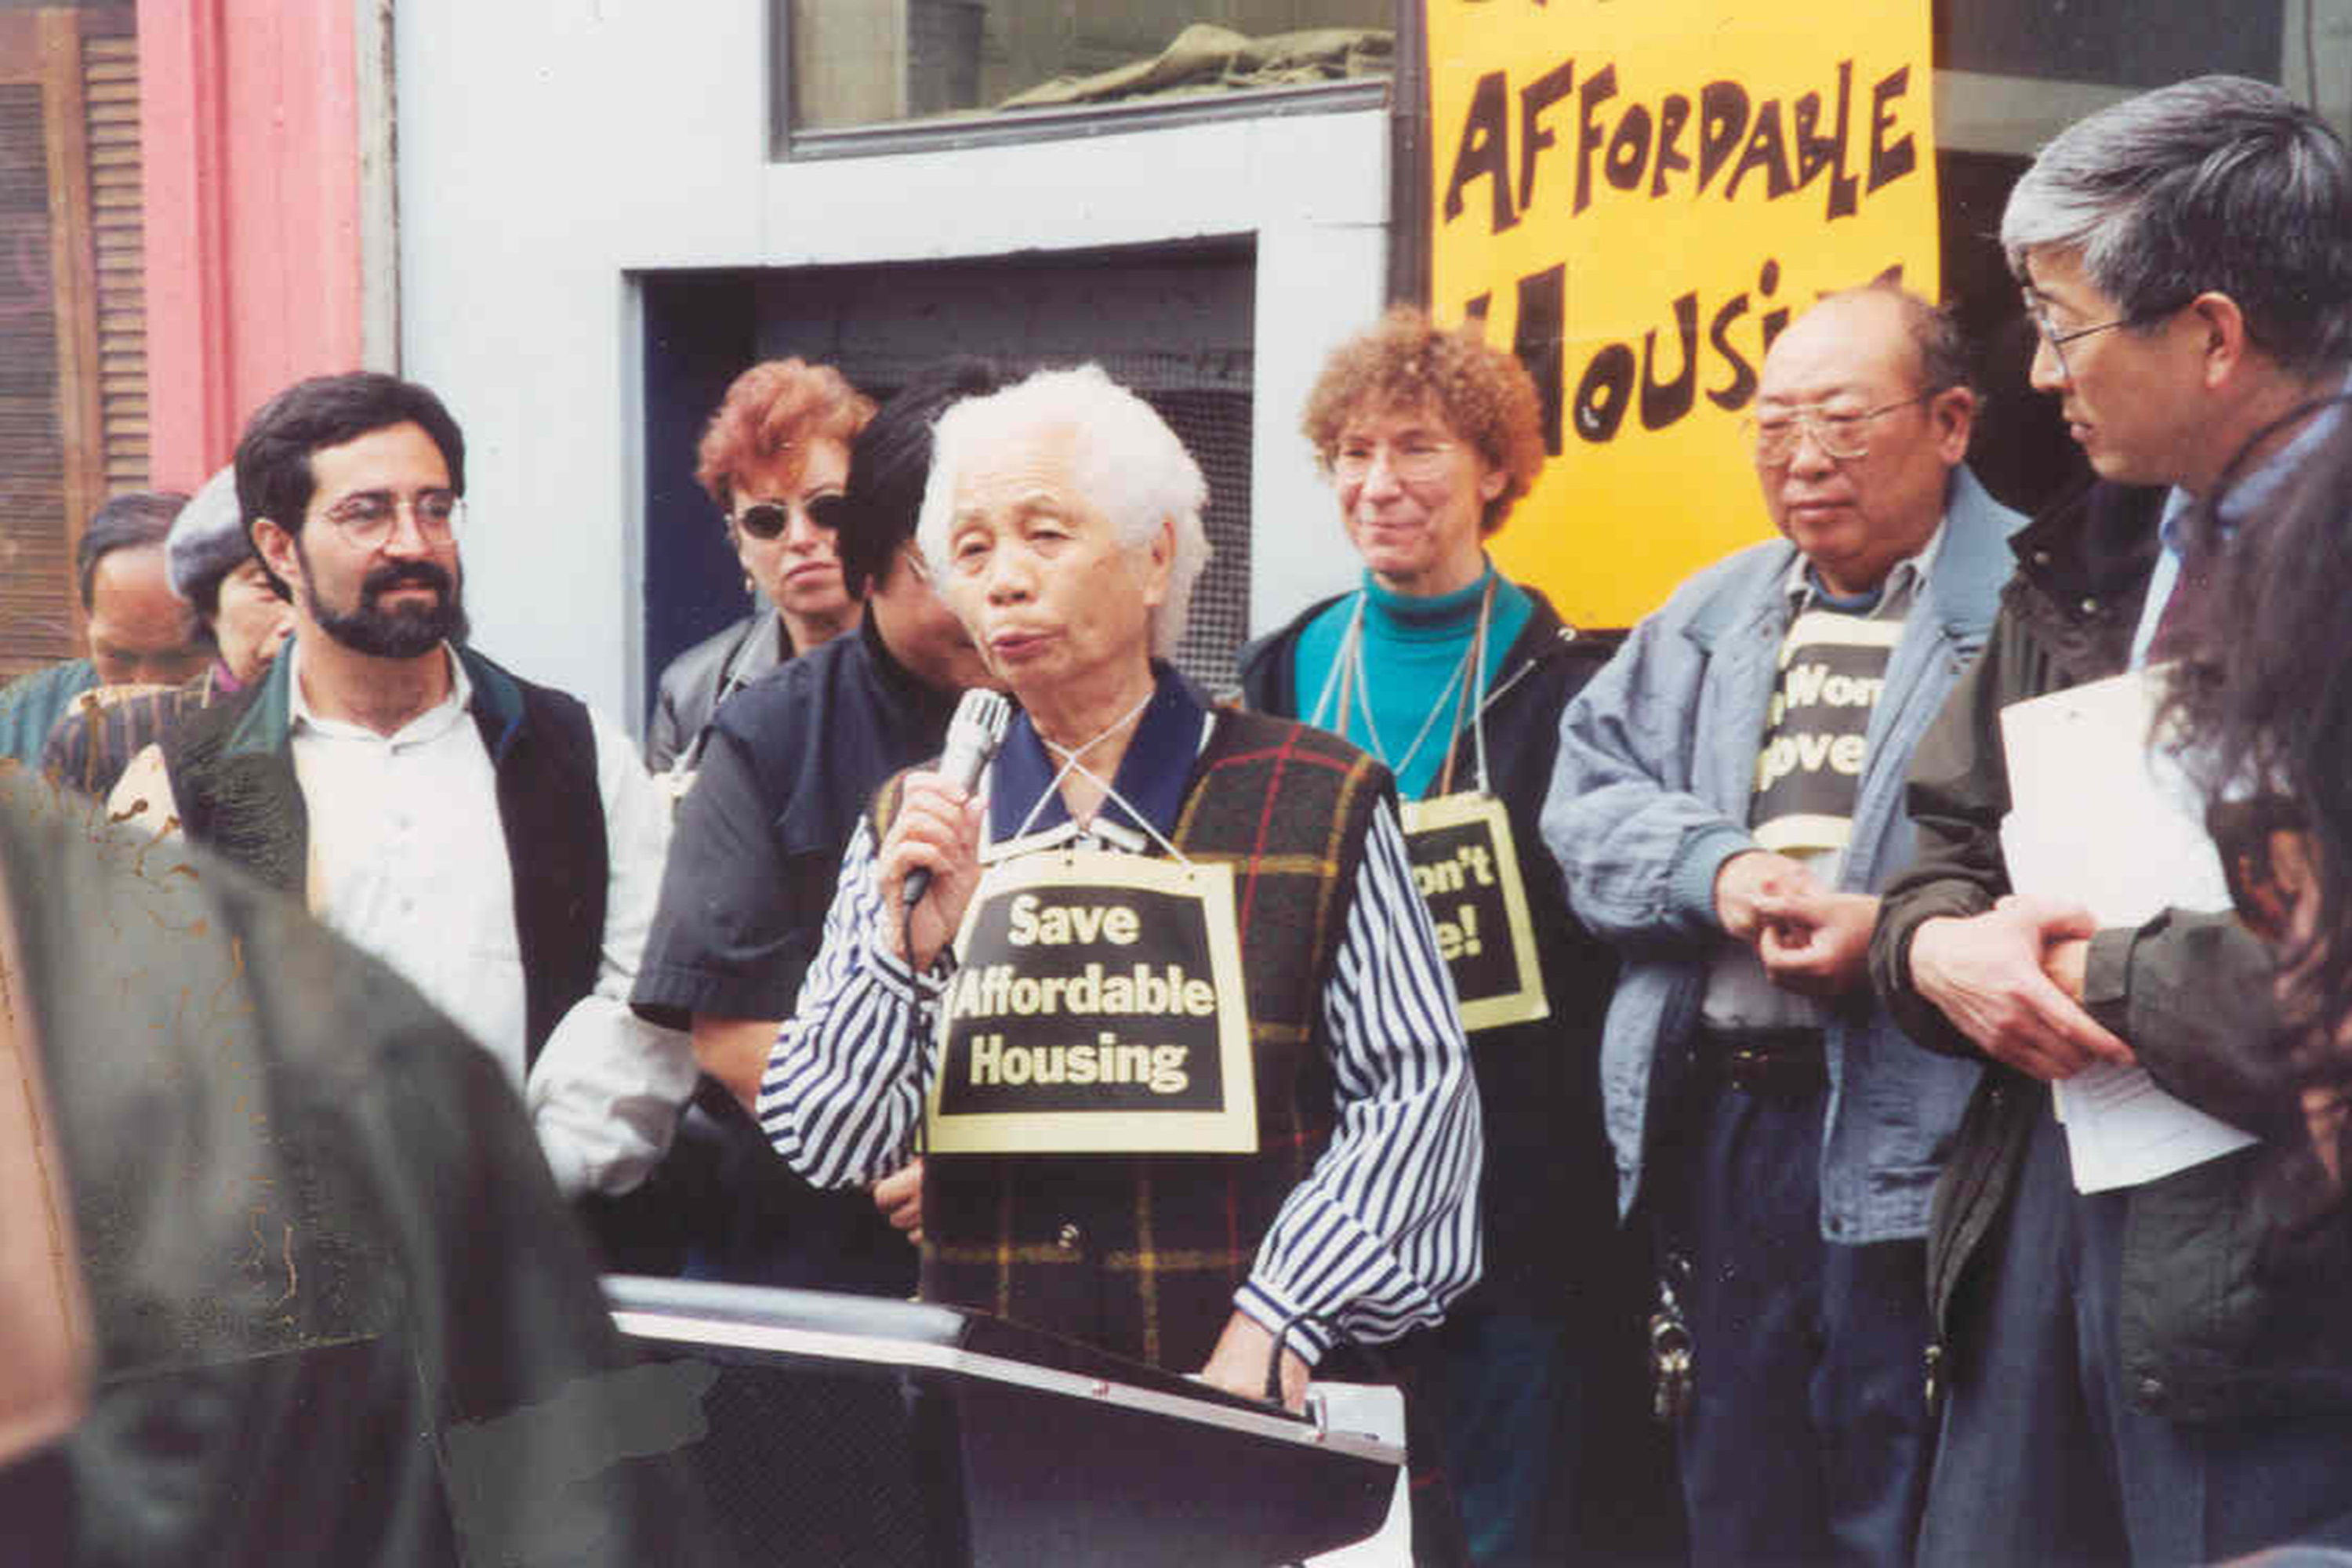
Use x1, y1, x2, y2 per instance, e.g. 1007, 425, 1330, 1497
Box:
1930, 386, 1978, 463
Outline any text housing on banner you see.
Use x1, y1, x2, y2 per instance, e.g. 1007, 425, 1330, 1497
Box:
929, 849, 1258, 1155
1424, 0, 1940, 628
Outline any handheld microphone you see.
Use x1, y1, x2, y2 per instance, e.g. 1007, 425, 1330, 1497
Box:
902, 688, 1012, 908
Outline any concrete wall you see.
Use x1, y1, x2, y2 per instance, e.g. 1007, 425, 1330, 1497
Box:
394, 0, 1385, 728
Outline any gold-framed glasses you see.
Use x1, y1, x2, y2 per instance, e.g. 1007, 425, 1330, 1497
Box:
321, 489, 464, 546
1741, 393, 1940, 466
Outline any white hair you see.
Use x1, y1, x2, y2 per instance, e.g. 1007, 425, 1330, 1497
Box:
916, 363, 1210, 658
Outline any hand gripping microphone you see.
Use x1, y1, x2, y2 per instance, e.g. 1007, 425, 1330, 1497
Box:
902, 688, 1012, 908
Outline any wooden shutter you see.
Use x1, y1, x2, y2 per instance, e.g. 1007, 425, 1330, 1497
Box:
84, 24, 145, 498
0, 7, 140, 679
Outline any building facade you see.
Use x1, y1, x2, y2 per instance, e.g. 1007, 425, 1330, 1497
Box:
9, 2, 2349, 719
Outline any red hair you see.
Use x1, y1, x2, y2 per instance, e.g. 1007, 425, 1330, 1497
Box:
694, 358, 877, 511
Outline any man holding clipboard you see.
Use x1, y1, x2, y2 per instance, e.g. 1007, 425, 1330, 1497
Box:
1871, 75, 2352, 1568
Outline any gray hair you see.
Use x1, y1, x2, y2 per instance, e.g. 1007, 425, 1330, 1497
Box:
164, 466, 253, 617
2001, 75, 2352, 377
916, 364, 1210, 659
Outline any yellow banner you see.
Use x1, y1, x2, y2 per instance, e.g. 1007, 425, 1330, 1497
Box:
1426, 0, 1940, 627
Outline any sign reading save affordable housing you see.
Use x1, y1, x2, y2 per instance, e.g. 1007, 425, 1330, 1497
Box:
1425, 0, 1940, 628
930, 851, 1258, 1155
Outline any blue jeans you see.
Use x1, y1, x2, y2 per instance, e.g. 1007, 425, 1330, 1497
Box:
1920, 1106, 2352, 1566
1653, 1067, 1933, 1568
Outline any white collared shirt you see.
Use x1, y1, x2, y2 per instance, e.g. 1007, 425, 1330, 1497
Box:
1777, 514, 1946, 622
292, 647, 526, 1070
285, 641, 693, 1196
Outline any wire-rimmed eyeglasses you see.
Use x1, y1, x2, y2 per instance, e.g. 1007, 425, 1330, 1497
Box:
1741, 392, 1942, 466
321, 489, 464, 547
2020, 287, 2180, 383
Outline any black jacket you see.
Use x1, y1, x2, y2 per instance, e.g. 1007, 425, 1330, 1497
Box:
1871, 480, 2352, 1421
630, 619, 956, 1293
1240, 586, 1621, 1314
0, 768, 716, 1563
160, 642, 608, 1073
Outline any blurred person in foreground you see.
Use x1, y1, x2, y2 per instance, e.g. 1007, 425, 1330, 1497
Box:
1870, 75, 2352, 1564
42, 464, 294, 799
646, 358, 877, 777
108, 372, 695, 1264
632, 358, 1006, 1290
1237, 307, 1643, 1566
0, 491, 210, 767
0, 764, 715, 1565
753, 365, 1481, 1416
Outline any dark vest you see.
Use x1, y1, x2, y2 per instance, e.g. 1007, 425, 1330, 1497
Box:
880, 710, 1386, 1372
158, 644, 609, 1069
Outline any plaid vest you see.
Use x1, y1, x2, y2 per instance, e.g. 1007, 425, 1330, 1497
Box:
884, 710, 1388, 1371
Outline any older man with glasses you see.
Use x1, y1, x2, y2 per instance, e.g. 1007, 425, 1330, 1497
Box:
1871, 75, 2352, 1566
1544, 283, 2022, 1568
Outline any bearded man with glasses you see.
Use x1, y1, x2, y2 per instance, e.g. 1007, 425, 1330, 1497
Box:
110, 372, 695, 1270
1545, 283, 2022, 1568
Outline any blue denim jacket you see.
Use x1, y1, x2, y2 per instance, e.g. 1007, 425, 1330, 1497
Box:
1541, 467, 2020, 1243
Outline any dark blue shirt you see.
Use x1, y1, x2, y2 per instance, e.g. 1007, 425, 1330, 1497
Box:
635, 616, 960, 1028
630, 616, 959, 1293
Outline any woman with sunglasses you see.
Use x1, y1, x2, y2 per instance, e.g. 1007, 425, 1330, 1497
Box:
646, 358, 878, 774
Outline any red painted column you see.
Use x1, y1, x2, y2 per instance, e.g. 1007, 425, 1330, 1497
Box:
139, 0, 365, 491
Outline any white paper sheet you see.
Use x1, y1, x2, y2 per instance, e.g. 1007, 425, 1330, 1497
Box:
1998, 670, 2256, 1192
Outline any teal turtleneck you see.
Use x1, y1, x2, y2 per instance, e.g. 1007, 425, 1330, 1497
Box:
1292, 560, 1533, 799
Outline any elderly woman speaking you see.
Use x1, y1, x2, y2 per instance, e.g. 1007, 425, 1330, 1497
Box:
757, 365, 1481, 1410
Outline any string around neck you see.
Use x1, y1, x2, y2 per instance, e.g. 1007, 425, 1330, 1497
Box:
1010, 683, 1196, 869
1319, 571, 1501, 796
1038, 683, 1157, 771
1435, 575, 1498, 797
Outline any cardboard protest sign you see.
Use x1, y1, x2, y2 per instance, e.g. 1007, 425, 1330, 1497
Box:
928, 850, 1257, 1154
1425, 0, 1940, 628
1400, 793, 1549, 1032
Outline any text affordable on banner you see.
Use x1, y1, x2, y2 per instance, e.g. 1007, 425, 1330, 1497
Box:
1425, 0, 1940, 629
